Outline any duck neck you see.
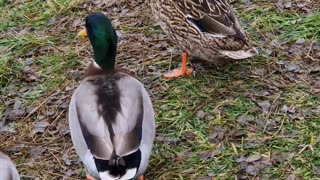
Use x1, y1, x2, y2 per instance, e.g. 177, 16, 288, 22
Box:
92, 40, 117, 70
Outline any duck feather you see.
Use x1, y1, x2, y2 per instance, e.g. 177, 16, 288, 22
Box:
69, 72, 155, 178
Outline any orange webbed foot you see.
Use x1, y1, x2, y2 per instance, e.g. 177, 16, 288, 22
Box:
86, 174, 96, 180
138, 175, 144, 180
163, 67, 193, 79
163, 51, 193, 79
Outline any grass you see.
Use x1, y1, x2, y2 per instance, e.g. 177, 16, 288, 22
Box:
1, 0, 319, 179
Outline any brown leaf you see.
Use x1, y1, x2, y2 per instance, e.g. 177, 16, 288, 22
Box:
231, 129, 247, 138
59, 103, 69, 109
196, 110, 206, 119
0, 122, 17, 133
196, 177, 211, 180
3, 109, 26, 121
287, 174, 295, 180
287, 64, 300, 72
280, 105, 289, 113
208, 127, 225, 143
72, 18, 82, 28
29, 147, 46, 160
65, 169, 75, 177
235, 155, 247, 163
275, 0, 283, 10
156, 134, 180, 145
312, 165, 320, 175
199, 150, 211, 161
19, 27, 31, 35
62, 154, 71, 166
283, 2, 292, 9
257, 100, 271, 113
245, 165, 258, 176
237, 115, 255, 124
19, 86, 30, 93
175, 151, 193, 161
21, 66, 37, 82
31, 121, 50, 135
0, 46, 8, 55
13, 100, 21, 110
208, 132, 224, 143
65, 85, 75, 91
46, 109, 55, 116
271, 153, 290, 164
104, 0, 118, 7
247, 154, 261, 163
291, 18, 302, 25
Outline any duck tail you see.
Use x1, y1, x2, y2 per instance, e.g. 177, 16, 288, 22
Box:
109, 149, 125, 167
220, 47, 258, 59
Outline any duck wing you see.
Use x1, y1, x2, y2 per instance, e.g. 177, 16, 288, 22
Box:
176, 0, 247, 42
70, 74, 145, 160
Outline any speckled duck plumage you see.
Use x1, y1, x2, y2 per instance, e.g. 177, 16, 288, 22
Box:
148, 0, 258, 63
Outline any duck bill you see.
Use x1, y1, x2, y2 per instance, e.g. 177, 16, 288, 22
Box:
78, 28, 87, 38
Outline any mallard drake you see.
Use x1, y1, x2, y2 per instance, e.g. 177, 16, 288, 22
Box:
69, 12, 155, 180
0, 151, 20, 180
147, 0, 258, 79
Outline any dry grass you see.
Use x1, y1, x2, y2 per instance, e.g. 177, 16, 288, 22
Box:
0, 0, 319, 179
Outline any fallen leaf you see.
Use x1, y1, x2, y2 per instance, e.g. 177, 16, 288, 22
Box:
65, 169, 75, 177
0, 46, 8, 55
245, 165, 258, 176
283, 2, 292, 9
0, 122, 16, 133
287, 174, 295, 180
175, 151, 193, 161
237, 115, 255, 124
59, 103, 69, 109
65, 85, 75, 91
3, 109, 26, 121
247, 154, 261, 163
208, 127, 225, 143
235, 155, 247, 163
257, 100, 271, 113
27, 106, 37, 114
263, 48, 273, 56
62, 154, 71, 166
19, 27, 31, 35
296, 38, 305, 44
104, 0, 118, 7
72, 18, 82, 28
19, 86, 29, 93
291, 18, 302, 24
21, 66, 37, 82
46, 109, 55, 116
199, 150, 211, 161
31, 121, 50, 135
156, 134, 180, 145
196, 110, 206, 119
29, 147, 46, 160
271, 153, 290, 164
196, 177, 211, 180
13, 100, 21, 110
312, 165, 320, 175
275, 0, 284, 10
287, 64, 300, 72
231, 129, 247, 138
280, 105, 289, 113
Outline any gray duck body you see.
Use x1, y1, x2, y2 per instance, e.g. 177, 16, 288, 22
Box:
69, 70, 155, 180
0, 151, 20, 180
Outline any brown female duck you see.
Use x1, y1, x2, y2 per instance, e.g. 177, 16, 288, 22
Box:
148, 0, 258, 79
